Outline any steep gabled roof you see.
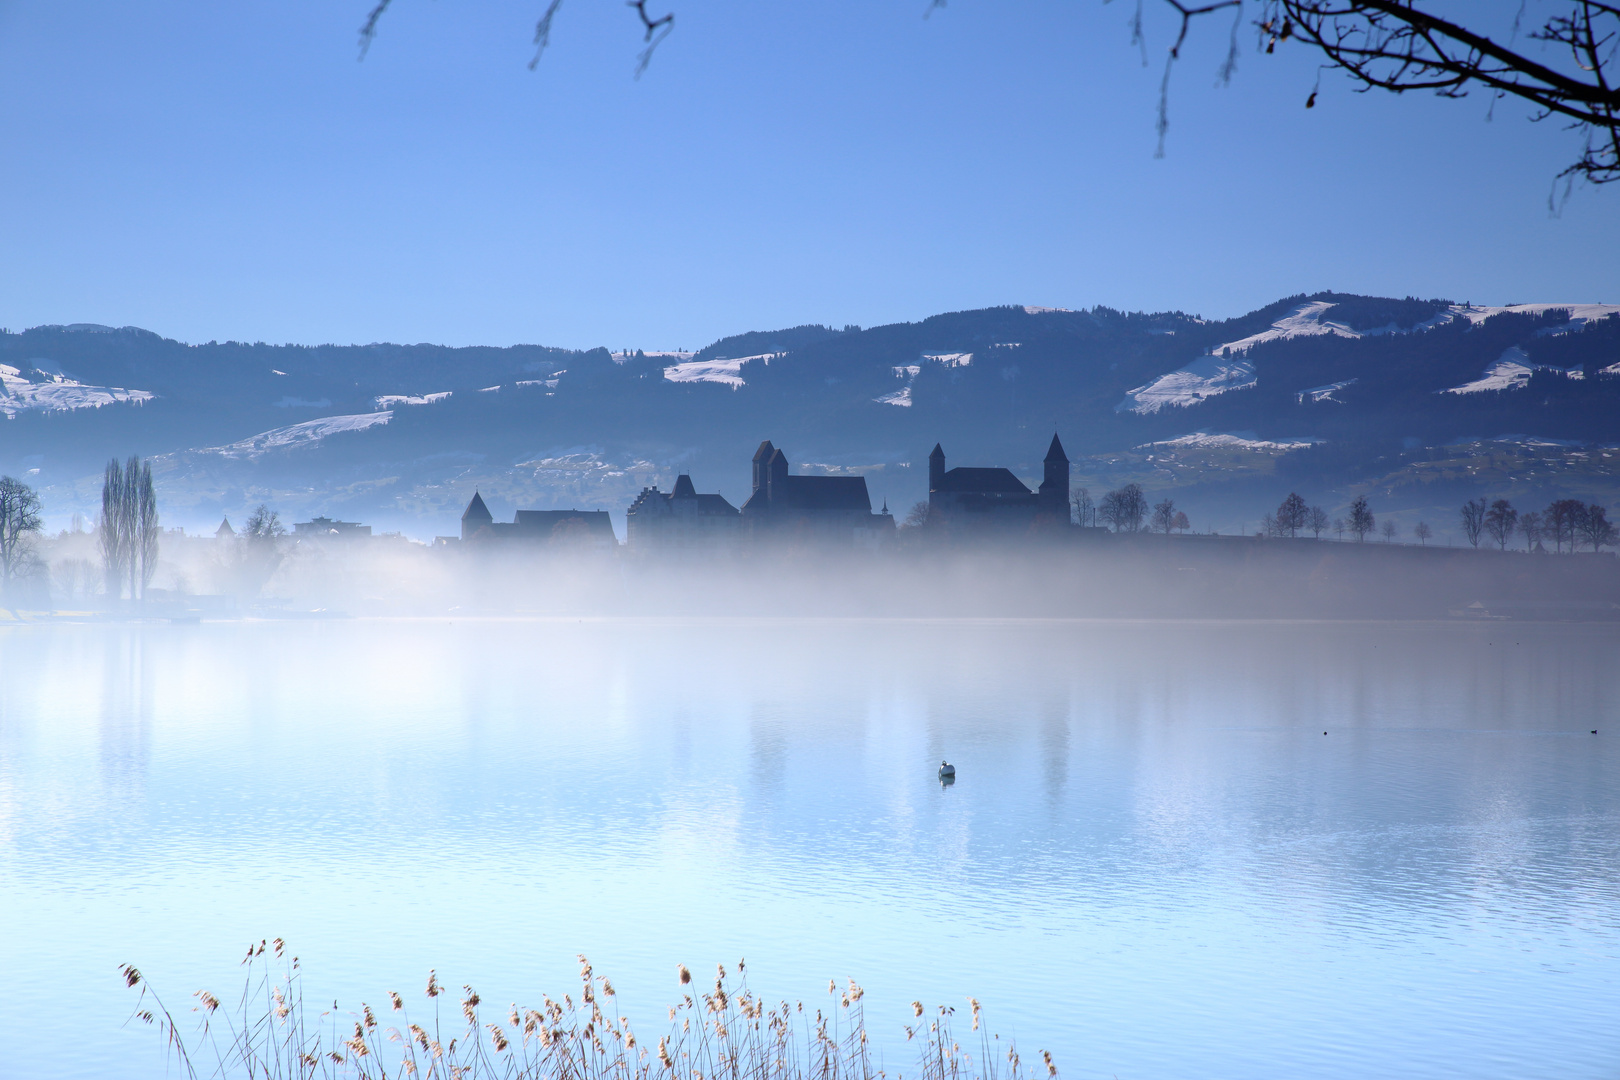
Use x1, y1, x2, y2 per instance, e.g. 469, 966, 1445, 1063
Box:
936, 467, 1031, 495
673, 474, 697, 497
1044, 433, 1068, 463
462, 491, 493, 523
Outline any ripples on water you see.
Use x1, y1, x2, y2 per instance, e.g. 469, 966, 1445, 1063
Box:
0, 619, 1616, 1079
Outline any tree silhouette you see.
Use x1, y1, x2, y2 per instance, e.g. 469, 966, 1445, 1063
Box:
1484, 498, 1518, 550
1348, 495, 1374, 541
1459, 497, 1487, 548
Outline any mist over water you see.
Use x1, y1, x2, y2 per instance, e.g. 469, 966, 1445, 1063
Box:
1, 617, 1617, 1079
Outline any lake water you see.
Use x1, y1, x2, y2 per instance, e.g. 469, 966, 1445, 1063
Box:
1, 618, 1617, 1079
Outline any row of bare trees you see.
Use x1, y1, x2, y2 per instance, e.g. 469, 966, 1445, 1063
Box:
99, 457, 160, 601
1460, 497, 1616, 553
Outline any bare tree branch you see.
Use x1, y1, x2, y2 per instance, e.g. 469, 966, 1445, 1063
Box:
1158, 1, 1620, 183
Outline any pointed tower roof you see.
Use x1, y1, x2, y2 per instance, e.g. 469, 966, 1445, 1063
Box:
672, 474, 697, 497
929, 443, 945, 459
1044, 433, 1068, 463
462, 491, 493, 523
753, 440, 777, 463
216, 516, 235, 539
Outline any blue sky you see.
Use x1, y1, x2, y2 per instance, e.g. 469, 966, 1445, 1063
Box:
0, 0, 1615, 349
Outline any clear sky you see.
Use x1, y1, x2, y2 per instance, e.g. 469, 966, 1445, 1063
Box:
0, 0, 1615, 350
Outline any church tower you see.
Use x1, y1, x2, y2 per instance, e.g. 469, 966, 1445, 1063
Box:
1038, 434, 1069, 518
461, 491, 494, 541
928, 444, 946, 492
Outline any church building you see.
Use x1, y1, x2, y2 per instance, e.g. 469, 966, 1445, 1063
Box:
927, 434, 1070, 527
741, 441, 894, 544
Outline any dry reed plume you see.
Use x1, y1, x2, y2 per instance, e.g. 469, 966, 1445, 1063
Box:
121, 941, 1056, 1080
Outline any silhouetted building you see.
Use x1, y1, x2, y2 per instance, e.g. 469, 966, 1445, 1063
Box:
215, 516, 235, 540
460, 490, 617, 549
928, 434, 1070, 528
741, 441, 894, 545
294, 516, 371, 538
626, 474, 740, 549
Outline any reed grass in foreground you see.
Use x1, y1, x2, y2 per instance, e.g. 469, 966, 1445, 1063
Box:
121, 941, 1058, 1080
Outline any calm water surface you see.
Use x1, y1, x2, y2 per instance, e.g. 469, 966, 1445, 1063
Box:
0, 618, 1616, 1079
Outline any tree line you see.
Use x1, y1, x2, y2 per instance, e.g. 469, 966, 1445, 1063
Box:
1459, 496, 1616, 554
0, 459, 292, 608
1074, 481, 1620, 555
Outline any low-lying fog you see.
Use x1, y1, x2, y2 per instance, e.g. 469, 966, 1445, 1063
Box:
21, 526, 1620, 620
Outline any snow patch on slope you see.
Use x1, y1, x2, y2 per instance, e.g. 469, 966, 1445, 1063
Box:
1208, 300, 1365, 357
0, 363, 154, 419
202, 412, 392, 459
1452, 303, 1620, 332
663, 353, 779, 388
1297, 378, 1358, 404
375, 391, 451, 408
1141, 431, 1323, 452
1444, 346, 1585, 394
874, 364, 922, 407
1117, 355, 1256, 414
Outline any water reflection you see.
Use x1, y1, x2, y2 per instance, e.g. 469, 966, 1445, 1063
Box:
0, 618, 1615, 1080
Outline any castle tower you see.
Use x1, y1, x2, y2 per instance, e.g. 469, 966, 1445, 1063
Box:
752, 441, 776, 496
1038, 434, 1069, 517
461, 491, 494, 541
766, 447, 789, 499
928, 444, 945, 492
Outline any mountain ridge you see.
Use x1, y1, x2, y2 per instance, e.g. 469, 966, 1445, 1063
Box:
2, 292, 1617, 539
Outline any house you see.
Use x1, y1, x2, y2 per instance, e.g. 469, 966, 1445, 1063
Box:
293, 516, 371, 539
740, 441, 894, 544
626, 474, 740, 549
927, 434, 1070, 527
460, 491, 617, 549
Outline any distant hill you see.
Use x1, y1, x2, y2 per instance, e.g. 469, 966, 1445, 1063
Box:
2, 295, 1617, 539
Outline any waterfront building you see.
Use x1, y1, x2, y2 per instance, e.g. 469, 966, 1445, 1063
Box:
927, 434, 1070, 528
626, 474, 740, 549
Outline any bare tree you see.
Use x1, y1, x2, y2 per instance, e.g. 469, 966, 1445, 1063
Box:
1152, 497, 1178, 534
1157, 2, 1620, 186
1576, 503, 1617, 551
1546, 498, 1586, 553
1071, 485, 1096, 528
902, 501, 934, 529
356, 2, 1620, 186
1380, 519, 1398, 543
1332, 516, 1346, 540
1305, 505, 1329, 539
1276, 492, 1308, 537
1413, 521, 1432, 546
136, 461, 159, 597
0, 476, 44, 600
99, 459, 128, 598
99, 457, 160, 601
1519, 509, 1544, 551
1484, 498, 1518, 550
1459, 497, 1487, 548
1348, 495, 1375, 542
1172, 510, 1190, 533
228, 505, 288, 599
1100, 483, 1147, 533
